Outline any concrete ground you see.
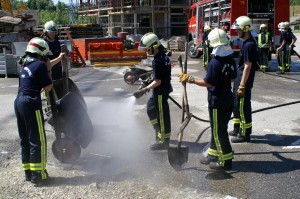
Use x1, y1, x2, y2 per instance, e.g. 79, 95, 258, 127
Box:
0, 50, 299, 198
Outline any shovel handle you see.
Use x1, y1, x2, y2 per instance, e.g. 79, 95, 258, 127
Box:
183, 42, 190, 115
178, 55, 185, 122
177, 47, 190, 144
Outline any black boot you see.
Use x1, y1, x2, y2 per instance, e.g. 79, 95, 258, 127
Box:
231, 135, 251, 143
25, 170, 31, 182
285, 67, 290, 72
200, 155, 218, 165
31, 171, 48, 186
276, 70, 285, 74
150, 140, 169, 151
229, 124, 240, 136
209, 159, 232, 171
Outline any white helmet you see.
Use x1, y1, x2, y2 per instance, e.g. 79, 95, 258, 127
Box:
231, 16, 252, 32
260, 24, 267, 30
208, 28, 229, 47
283, 21, 290, 28
138, 32, 161, 51
44, 20, 58, 33
278, 22, 286, 31
25, 37, 52, 56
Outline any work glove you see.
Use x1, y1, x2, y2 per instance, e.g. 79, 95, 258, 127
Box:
133, 87, 149, 98
178, 72, 195, 83
237, 85, 245, 98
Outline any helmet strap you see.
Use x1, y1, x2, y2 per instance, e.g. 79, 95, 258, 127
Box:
152, 42, 159, 49
149, 46, 154, 54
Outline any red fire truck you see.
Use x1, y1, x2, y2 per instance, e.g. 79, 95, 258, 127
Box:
187, 0, 290, 58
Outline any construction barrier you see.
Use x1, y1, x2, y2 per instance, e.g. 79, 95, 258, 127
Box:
86, 38, 147, 67
72, 37, 147, 66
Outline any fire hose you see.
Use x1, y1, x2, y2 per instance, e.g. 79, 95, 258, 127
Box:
169, 96, 300, 143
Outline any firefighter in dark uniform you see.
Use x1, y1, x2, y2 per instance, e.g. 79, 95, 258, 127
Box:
230, 16, 258, 143
43, 20, 64, 81
276, 22, 297, 74
179, 28, 237, 171
276, 22, 286, 74
202, 25, 212, 70
133, 32, 172, 150
14, 37, 53, 185
258, 24, 272, 72
42, 20, 65, 113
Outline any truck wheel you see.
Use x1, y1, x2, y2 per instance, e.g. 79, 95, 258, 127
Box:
124, 71, 137, 85
188, 41, 201, 58
52, 137, 81, 163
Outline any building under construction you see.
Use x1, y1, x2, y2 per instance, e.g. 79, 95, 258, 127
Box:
69, 0, 190, 38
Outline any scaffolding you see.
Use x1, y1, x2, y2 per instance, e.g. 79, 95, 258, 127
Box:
70, 0, 190, 38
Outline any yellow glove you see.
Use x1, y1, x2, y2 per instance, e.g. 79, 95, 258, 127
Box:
178, 72, 195, 83
237, 85, 245, 98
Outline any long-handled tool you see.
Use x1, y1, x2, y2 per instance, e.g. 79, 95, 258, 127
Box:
168, 43, 192, 170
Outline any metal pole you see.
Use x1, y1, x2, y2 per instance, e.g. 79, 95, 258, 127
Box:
151, 0, 155, 33
4, 48, 7, 78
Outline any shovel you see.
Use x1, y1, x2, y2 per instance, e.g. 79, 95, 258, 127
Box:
168, 45, 192, 170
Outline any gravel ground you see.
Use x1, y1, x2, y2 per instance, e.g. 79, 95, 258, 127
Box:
0, 142, 225, 199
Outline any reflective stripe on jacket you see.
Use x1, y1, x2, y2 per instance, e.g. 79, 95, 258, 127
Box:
258, 32, 270, 48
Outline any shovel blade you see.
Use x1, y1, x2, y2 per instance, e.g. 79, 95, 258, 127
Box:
168, 145, 189, 170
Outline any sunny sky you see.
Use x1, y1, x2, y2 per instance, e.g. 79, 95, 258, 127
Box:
53, 0, 70, 5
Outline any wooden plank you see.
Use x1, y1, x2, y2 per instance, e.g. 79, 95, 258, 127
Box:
65, 29, 86, 66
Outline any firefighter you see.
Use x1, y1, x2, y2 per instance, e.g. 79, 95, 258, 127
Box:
179, 28, 236, 171
276, 22, 297, 74
230, 16, 258, 143
43, 20, 65, 99
222, 22, 230, 33
276, 22, 285, 73
133, 32, 172, 150
257, 24, 272, 72
14, 37, 53, 185
222, 22, 231, 42
202, 25, 212, 70
43, 21, 65, 81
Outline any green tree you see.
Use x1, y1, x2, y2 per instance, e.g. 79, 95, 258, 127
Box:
291, 0, 300, 5
55, 1, 69, 24
39, 1, 69, 25
27, 0, 38, 10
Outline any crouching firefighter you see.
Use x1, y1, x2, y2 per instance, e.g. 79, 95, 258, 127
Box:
133, 32, 172, 150
178, 28, 236, 171
14, 37, 53, 185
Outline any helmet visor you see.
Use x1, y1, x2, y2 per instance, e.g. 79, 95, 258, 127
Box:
211, 45, 233, 57
46, 26, 57, 33
138, 45, 148, 51
46, 50, 53, 56
138, 40, 148, 51
231, 23, 240, 30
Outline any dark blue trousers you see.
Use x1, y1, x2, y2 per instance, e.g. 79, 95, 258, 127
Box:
14, 94, 47, 177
